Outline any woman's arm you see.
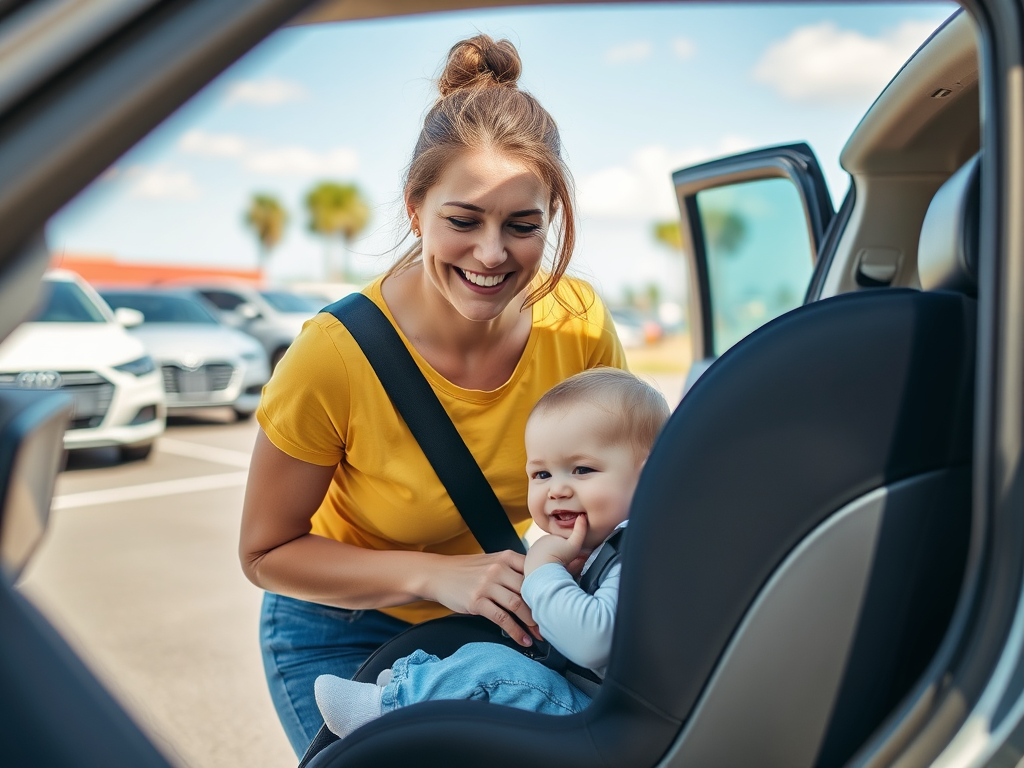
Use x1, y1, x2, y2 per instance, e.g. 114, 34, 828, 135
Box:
239, 430, 539, 645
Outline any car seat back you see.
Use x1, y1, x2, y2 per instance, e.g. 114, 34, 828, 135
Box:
596, 157, 979, 767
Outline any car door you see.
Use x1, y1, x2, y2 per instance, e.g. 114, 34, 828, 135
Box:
671, 143, 835, 392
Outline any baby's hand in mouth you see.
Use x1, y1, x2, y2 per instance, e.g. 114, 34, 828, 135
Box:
525, 514, 589, 575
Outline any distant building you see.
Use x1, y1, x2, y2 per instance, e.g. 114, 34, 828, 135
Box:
51, 253, 262, 286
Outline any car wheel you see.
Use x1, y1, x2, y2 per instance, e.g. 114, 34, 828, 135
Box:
271, 347, 288, 371
233, 408, 256, 422
119, 442, 153, 462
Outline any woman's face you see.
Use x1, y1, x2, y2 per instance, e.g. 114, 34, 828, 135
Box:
408, 148, 550, 323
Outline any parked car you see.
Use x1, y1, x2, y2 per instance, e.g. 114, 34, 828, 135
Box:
286, 281, 362, 307
98, 288, 270, 420
259, 289, 326, 315
609, 306, 664, 348
0, 270, 165, 461
3, 4, 1024, 768
186, 284, 319, 370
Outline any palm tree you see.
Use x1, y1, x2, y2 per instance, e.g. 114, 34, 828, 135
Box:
305, 182, 370, 281
652, 211, 746, 256
652, 220, 683, 252
244, 193, 288, 273
702, 209, 747, 255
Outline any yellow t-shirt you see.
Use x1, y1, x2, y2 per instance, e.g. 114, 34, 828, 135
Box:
256, 275, 626, 624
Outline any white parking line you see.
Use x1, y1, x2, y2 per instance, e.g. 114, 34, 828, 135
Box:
157, 437, 252, 468
52, 471, 249, 511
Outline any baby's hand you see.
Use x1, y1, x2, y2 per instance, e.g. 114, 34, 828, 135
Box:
525, 514, 589, 577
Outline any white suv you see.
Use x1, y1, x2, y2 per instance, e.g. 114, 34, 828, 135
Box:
0, 270, 166, 460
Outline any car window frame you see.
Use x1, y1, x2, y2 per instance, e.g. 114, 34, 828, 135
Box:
671, 142, 835, 363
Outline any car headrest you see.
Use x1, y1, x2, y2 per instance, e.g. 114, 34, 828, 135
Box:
918, 153, 980, 296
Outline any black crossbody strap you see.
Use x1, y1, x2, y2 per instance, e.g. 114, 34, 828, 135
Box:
323, 293, 525, 555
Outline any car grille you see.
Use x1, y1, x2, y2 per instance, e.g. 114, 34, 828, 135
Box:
0, 370, 115, 430
161, 363, 234, 397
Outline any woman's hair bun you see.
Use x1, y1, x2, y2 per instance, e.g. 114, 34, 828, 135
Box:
438, 35, 522, 97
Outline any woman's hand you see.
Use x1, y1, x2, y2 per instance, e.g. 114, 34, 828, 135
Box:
421, 550, 540, 647
241, 430, 542, 644
524, 514, 589, 577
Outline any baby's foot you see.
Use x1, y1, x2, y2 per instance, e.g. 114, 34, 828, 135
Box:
314, 675, 384, 738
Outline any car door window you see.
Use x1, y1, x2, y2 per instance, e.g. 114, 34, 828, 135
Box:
697, 179, 815, 355
672, 143, 834, 385
199, 290, 245, 311
34, 281, 107, 323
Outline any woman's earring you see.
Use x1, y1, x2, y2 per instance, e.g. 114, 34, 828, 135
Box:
413, 227, 420, 238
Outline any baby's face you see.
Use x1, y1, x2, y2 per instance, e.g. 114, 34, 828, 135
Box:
525, 401, 644, 550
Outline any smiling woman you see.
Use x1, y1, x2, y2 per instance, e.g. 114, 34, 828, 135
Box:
237, 33, 627, 756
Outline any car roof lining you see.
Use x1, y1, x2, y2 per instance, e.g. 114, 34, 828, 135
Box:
291, 0, 620, 24
842, 9, 979, 177
817, 8, 980, 299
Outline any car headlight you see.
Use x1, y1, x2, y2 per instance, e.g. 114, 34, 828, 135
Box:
241, 350, 262, 361
114, 355, 156, 376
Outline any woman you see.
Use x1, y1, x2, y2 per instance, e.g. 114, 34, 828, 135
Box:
239, 34, 626, 755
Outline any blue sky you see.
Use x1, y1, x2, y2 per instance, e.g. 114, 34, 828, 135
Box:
49, 2, 957, 304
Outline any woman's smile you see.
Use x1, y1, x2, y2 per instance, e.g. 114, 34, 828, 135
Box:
454, 266, 514, 292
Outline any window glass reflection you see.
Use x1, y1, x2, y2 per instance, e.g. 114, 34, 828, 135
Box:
697, 178, 814, 355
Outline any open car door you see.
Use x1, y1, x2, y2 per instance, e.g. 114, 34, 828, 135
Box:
673, 143, 835, 391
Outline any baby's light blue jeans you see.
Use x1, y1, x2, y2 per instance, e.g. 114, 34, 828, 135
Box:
382, 642, 593, 715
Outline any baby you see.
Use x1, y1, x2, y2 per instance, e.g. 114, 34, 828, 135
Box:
315, 368, 670, 736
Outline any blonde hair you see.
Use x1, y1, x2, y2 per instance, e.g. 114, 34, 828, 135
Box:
387, 34, 577, 310
530, 368, 671, 460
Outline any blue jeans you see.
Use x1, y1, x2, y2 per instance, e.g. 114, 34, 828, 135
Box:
260, 592, 410, 756
382, 643, 593, 716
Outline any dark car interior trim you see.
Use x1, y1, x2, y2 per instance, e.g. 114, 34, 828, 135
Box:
0, 0, 313, 277
806, 186, 855, 304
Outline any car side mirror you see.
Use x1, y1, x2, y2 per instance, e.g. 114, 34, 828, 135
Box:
236, 303, 261, 321
114, 307, 144, 328
0, 390, 72, 583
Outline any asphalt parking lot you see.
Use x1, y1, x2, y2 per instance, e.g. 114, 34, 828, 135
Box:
17, 372, 684, 768
18, 410, 292, 768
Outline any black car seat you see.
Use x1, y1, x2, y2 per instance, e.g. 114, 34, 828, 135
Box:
304, 154, 980, 768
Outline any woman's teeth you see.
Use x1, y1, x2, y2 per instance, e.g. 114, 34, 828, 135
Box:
458, 268, 509, 288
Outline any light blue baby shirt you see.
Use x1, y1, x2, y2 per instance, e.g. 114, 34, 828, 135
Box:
520, 521, 627, 677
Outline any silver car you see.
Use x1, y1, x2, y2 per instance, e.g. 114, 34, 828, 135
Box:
99, 289, 270, 420
189, 284, 323, 370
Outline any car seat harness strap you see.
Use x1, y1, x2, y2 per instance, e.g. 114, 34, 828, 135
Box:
579, 528, 624, 596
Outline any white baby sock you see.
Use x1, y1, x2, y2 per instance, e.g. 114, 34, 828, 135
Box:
314, 674, 384, 738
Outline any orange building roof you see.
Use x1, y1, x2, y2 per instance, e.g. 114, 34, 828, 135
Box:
50, 253, 263, 287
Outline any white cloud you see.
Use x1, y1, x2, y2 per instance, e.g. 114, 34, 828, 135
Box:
244, 146, 358, 176
123, 165, 201, 200
177, 130, 359, 177
753, 19, 942, 105
605, 40, 653, 64
578, 136, 756, 220
672, 37, 697, 60
179, 129, 247, 157
226, 77, 307, 106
